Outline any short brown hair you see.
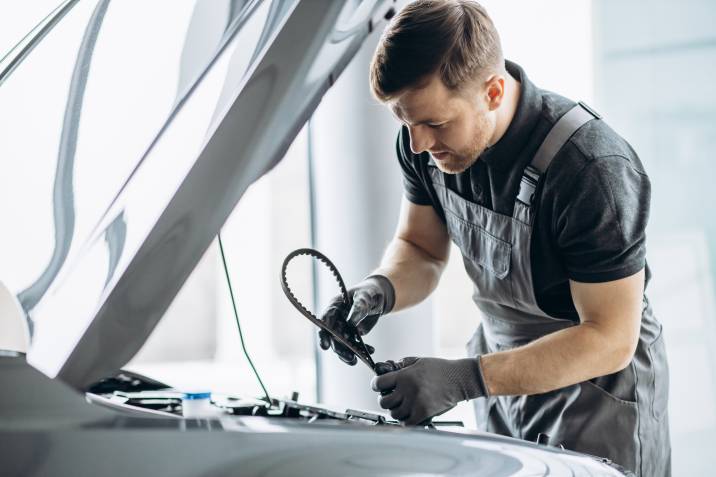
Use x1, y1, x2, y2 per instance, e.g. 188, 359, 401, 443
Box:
370, 0, 503, 101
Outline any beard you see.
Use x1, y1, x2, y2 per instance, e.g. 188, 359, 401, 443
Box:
432, 112, 494, 174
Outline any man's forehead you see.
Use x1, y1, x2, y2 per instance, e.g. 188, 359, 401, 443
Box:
390, 86, 453, 125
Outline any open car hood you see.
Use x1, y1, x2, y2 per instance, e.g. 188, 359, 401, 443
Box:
1, 0, 396, 389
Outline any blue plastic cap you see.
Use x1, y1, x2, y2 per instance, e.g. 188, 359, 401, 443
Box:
182, 391, 211, 400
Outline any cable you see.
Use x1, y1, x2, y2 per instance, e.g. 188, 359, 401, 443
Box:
217, 232, 272, 405
306, 119, 323, 400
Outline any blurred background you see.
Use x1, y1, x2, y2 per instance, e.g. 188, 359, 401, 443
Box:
1, 0, 714, 474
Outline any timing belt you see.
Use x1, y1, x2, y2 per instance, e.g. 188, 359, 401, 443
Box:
280, 248, 378, 373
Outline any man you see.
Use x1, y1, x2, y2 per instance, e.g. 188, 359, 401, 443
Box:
318, 1, 670, 475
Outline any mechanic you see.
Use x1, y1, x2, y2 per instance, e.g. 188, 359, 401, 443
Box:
318, 1, 670, 475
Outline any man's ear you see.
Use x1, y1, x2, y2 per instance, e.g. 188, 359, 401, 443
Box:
484, 75, 505, 111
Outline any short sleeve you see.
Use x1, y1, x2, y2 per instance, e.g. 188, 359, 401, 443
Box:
555, 155, 651, 283
395, 127, 431, 205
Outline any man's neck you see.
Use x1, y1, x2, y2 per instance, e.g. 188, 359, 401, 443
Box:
489, 73, 521, 147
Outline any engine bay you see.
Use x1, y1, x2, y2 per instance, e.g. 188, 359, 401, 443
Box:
86, 369, 464, 428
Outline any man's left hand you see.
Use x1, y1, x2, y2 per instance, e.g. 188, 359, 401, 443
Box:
371, 356, 488, 426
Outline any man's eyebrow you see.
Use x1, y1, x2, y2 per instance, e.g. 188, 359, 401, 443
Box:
394, 114, 447, 126
413, 118, 447, 125
390, 106, 446, 126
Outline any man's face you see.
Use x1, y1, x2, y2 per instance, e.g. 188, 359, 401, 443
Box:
389, 73, 497, 174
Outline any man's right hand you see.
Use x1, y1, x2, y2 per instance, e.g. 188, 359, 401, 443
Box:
318, 275, 395, 365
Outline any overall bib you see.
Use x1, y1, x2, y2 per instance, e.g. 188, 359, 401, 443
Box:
429, 104, 671, 476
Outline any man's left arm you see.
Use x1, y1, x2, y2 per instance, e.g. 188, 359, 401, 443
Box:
372, 270, 645, 425
480, 154, 649, 396
479, 269, 643, 396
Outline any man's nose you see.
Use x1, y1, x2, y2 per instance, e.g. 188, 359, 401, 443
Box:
408, 125, 434, 154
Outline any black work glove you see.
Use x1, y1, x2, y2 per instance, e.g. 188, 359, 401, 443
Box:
371, 356, 488, 426
318, 274, 395, 366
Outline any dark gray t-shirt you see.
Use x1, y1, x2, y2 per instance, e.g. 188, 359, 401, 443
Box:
397, 61, 651, 322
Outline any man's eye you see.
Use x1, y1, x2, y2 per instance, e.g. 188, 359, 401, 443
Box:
428, 123, 447, 129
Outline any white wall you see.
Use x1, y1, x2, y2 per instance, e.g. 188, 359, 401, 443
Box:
593, 2, 716, 474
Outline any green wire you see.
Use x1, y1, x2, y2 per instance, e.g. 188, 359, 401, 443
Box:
217, 232, 272, 405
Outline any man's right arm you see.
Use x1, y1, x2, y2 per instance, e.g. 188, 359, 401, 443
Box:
319, 197, 449, 363
373, 197, 451, 312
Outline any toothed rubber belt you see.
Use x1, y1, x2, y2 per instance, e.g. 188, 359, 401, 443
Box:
280, 248, 378, 372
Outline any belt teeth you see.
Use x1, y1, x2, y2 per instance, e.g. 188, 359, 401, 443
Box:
281, 248, 373, 371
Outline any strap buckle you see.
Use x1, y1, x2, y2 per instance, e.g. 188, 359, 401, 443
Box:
516, 166, 540, 206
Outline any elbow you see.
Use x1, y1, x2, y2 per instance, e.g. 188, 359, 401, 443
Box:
582, 322, 639, 376
609, 340, 639, 373
611, 354, 633, 374
583, 321, 639, 375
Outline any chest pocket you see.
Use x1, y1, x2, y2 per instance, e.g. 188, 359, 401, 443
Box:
443, 207, 511, 280
429, 167, 512, 280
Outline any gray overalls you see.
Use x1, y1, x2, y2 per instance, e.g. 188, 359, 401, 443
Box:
428, 103, 671, 476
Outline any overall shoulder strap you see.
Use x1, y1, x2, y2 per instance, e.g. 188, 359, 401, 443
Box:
516, 101, 601, 206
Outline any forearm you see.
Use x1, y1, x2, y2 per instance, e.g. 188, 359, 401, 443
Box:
373, 237, 446, 312
480, 322, 634, 396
